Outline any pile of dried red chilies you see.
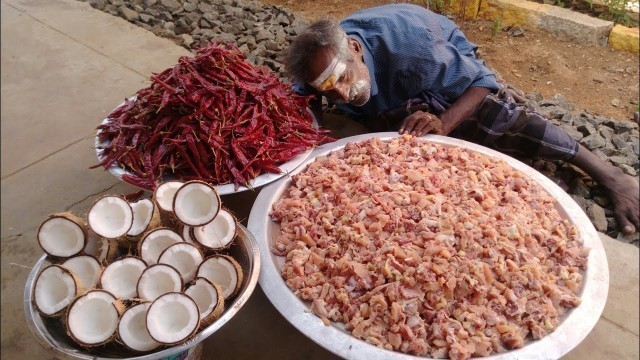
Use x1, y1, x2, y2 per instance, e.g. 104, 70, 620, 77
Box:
92, 42, 331, 190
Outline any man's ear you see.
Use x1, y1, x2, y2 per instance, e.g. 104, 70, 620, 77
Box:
349, 38, 362, 54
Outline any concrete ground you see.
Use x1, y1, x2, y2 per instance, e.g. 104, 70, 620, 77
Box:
1, 0, 638, 359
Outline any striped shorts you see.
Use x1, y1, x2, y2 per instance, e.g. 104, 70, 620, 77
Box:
377, 88, 579, 161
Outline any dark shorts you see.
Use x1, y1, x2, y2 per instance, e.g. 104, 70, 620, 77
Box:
376, 89, 579, 161
451, 89, 579, 161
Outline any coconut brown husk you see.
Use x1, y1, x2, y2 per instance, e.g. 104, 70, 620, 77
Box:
37, 212, 88, 259
187, 278, 225, 329
61, 255, 103, 291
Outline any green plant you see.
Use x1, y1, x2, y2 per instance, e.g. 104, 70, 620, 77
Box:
585, 0, 633, 26
423, 0, 446, 10
492, 18, 502, 36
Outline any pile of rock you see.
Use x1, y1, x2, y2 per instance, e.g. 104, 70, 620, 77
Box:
85, 0, 307, 77
82, 0, 639, 245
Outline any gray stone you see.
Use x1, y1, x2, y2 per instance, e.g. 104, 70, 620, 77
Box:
571, 195, 590, 210
162, 21, 175, 31
198, 3, 214, 13
174, 19, 191, 35
598, 125, 615, 141
160, 0, 181, 13
264, 39, 280, 51
581, 134, 606, 149
572, 179, 591, 198
144, 0, 157, 5
619, 164, 637, 176
139, 14, 153, 23
611, 134, 632, 151
634, 112, 639, 124
118, 5, 139, 21
537, 105, 566, 120
537, 8, 613, 46
593, 195, 610, 207
89, 0, 106, 10
199, 18, 211, 29
183, 2, 197, 12
609, 155, 633, 166
560, 124, 584, 141
587, 203, 608, 231
577, 122, 597, 136
255, 29, 273, 42
179, 34, 194, 47
613, 120, 639, 133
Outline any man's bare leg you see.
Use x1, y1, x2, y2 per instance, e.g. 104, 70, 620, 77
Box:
570, 144, 640, 234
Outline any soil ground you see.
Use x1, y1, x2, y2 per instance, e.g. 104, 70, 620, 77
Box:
264, 0, 640, 122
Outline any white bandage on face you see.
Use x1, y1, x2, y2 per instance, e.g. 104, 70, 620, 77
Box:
310, 57, 347, 91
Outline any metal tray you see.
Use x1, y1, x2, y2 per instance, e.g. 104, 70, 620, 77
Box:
248, 132, 609, 360
24, 224, 261, 360
95, 98, 313, 195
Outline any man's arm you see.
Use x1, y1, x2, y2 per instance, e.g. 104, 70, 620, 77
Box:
399, 86, 491, 136
439, 86, 490, 135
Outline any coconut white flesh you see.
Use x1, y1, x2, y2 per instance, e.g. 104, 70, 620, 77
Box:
62, 255, 102, 290
67, 290, 119, 346
38, 216, 85, 257
137, 264, 183, 302
182, 225, 195, 244
146, 293, 199, 345
88, 196, 133, 238
100, 257, 147, 300
192, 210, 236, 250
197, 257, 239, 299
139, 228, 183, 265
154, 181, 184, 212
118, 302, 161, 352
128, 199, 154, 236
184, 278, 219, 319
173, 182, 220, 226
158, 243, 203, 283
34, 265, 77, 316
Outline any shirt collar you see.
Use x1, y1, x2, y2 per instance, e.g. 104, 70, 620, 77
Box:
349, 34, 378, 97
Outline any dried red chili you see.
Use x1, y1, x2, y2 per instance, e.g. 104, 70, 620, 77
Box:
93, 41, 332, 190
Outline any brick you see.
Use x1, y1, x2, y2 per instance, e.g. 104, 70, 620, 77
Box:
609, 24, 640, 54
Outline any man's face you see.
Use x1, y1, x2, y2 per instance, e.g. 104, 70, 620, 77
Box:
307, 39, 371, 107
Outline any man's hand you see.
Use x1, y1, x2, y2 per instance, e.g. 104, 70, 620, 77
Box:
399, 110, 443, 136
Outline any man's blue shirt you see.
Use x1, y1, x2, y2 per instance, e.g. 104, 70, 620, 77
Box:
294, 4, 500, 118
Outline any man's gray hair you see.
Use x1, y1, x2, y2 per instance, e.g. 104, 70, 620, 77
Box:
283, 18, 351, 83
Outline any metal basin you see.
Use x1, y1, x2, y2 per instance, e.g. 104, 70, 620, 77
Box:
248, 132, 609, 360
24, 224, 260, 360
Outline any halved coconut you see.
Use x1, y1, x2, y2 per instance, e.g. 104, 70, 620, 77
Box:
127, 199, 161, 240
117, 302, 162, 352
33, 264, 83, 317
192, 209, 237, 251
88, 196, 134, 239
173, 181, 220, 227
37, 212, 87, 258
100, 256, 147, 300
146, 292, 200, 346
137, 264, 183, 302
182, 225, 196, 245
153, 181, 184, 224
196, 255, 243, 300
83, 234, 118, 264
184, 277, 224, 328
138, 228, 184, 265
66, 290, 124, 347
158, 242, 204, 283
62, 255, 102, 290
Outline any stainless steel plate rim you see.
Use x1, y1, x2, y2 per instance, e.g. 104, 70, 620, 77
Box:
24, 224, 261, 360
94, 97, 313, 195
248, 132, 609, 360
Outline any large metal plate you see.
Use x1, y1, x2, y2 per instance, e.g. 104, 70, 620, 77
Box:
95, 98, 313, 195
248, 132, 609, 360
24, 224, 261, 360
